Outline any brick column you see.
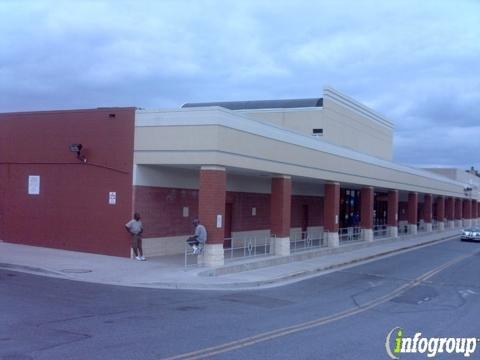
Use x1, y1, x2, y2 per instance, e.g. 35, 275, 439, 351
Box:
408, 192, 418, 235
445, 197, 455, 229
423, 194, 433, 232
472, 200, 478, 226
198, 166, 226, 266
270, 175, 292, 255
360, 186, 374, 241
387, 190, 399, 237
324, 182, 340, 247
435, 196, 445, 231
463, 199, 472, 227
455, 198, 463, 227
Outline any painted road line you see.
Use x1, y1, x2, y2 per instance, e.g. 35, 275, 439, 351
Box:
161, 251, 477, 360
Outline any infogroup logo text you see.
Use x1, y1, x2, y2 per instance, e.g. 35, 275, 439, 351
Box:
385, 327, 478, 359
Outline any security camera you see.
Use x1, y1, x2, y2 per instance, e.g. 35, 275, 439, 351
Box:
69, 143, 87, 163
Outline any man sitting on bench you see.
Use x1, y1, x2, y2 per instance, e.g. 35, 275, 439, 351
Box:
186, 218, 207, 254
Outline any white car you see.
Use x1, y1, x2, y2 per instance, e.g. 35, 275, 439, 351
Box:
461, 228, 480, 242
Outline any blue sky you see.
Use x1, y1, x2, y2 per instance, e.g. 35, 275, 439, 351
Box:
1, 0, 479, 168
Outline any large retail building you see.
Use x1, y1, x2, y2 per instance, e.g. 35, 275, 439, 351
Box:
1, 87, 478, 266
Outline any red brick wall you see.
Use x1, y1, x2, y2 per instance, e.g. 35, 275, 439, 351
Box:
0, 108, 135, 257
134, 185, 324, 238
226, 192, 270, 231
463, 199, 472, 219
423, 194, 432, 222
291, 195, 323, 228
399, 201, 408, 221
133, 186, 199, 237
408, 192, 418, 224
455, 198, 463, 219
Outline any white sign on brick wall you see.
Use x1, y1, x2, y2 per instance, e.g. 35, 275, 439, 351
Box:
28, 175, 40, 195
109, 192, 117, 205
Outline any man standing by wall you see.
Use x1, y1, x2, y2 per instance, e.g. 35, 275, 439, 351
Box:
125, 213, 145, 261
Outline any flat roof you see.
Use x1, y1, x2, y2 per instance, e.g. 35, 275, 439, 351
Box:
182, 98, 323, 110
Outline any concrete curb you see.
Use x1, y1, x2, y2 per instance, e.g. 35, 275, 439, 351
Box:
137, 233, 459, 290
0, 233, 460, 291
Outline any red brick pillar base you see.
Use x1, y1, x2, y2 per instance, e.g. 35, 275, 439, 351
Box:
324, 182, 340, 247
408, 192, 418, 235
360, 187, 374, 241
198, 166, 226, 266
270, 175, 292, 256
423, 194, 433, 232
387, 190, 399, 237
436, 196, 445, 231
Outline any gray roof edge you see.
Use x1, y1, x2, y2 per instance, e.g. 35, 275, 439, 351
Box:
182, 98, 323, 110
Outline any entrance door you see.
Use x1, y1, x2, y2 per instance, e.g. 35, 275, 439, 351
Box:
301, 204, 309, 238
224, 203, 233, 248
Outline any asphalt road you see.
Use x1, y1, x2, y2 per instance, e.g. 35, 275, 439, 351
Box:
1, 237, 480, 360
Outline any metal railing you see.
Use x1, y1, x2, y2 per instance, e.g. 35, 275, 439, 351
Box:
417, 222, 427, 233
338, 227, 361, 243
373, 224, 388, 239
223, 236, 274, 261
290, 231, 325, 253
398, 224, 409, 236
184, 241, 205, 267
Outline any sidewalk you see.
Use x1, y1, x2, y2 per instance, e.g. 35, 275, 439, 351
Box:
0, 229, 461, 290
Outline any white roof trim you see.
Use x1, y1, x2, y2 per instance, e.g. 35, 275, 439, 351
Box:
323, 86, 394, 129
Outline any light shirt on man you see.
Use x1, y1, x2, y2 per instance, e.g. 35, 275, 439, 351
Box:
125, 219, 143, 235
195, 224, 207, 243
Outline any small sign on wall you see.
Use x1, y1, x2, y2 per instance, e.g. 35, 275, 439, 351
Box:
183, 206, 189, 217
28, 175, 40, 195
216, 214, 223, 228
109, 192, 117, 205
252, 207, 256, 216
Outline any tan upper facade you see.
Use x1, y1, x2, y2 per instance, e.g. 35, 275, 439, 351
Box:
236, 87, 394, 161
133, 86, 471, 199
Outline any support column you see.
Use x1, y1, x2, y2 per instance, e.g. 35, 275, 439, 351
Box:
408, 192, 418, 235
435, 196, 445, 231
472, 200, 478, 226
270, 175, 292, 256
387, 190, 399, 237
463, 199, 472, 228
360, 186, 374, 241
455, 198, 463, 227
423, 194, 433, 232
324, 182, 340, 247
198, 166, 226, 267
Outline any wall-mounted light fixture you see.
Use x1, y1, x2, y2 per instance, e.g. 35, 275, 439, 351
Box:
69, 143, 87, 163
